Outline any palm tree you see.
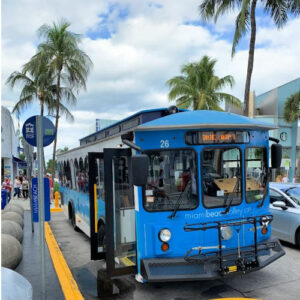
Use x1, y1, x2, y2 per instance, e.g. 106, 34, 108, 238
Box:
166, 56, 241, 110
6, 65, 75, 174
199, 0, 300, 116
283, 92, 300, 123
34, 19, 93, 181
6, 69, 52, 116
283, 91, 300, 182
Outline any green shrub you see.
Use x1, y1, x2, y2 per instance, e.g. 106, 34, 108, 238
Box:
54, 182, 59, 193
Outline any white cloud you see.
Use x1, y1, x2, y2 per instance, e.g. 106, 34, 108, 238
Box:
2, 0, 299, 162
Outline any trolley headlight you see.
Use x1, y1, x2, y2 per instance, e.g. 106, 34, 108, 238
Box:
159, 229, 171, 242
220, 226, 233, 240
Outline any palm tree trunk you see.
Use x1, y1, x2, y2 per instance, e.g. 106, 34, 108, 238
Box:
51, 72, 61, 183
243, 0, 257, 117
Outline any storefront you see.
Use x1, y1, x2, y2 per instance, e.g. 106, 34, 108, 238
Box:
1, 106, 19, 182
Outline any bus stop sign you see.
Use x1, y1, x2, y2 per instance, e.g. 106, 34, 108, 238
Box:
22, 116, 56, 147
32, 178, 50, 222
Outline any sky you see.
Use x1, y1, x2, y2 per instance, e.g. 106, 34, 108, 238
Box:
1, 0, 300, 161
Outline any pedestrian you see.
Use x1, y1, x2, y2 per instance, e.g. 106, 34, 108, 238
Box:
5, 178, 12, 203
46, 173, 53, 202
22, 176, 29, 199
282, 172, 288, 183
13, 176, 21, 198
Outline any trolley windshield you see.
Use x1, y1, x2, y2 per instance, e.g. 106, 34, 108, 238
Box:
202, 147, 242, 208
144, 149, 198, 211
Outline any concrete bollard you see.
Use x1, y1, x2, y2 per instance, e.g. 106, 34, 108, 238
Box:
4, 204, 24, 217
2, 211, 24, 228
1, 234, 23, 269
2, 220, 23, 243
6, 202, 25, 212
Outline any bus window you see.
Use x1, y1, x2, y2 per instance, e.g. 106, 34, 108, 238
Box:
144, 149, 198, 211
59, 163, 63, 184
114, 157, 133, 208
64, 161, 72, 189
202, 148, 242, 208
96, 157, 105, 201
75, 157, 89, 193
245, 147, 267, 203
74, 159, 79, 190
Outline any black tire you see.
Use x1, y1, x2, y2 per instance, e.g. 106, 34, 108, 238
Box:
70, 204, 79, 232
296, 229, 300, 248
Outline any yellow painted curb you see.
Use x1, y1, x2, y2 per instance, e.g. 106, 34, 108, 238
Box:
211, 298, 261, 300
51, 208, 64, 212
45, 223, 84, 300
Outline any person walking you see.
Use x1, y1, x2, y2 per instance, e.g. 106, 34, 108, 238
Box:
13, 176, 21, 198
5, 178, 12, 203
22, 177, 29, 199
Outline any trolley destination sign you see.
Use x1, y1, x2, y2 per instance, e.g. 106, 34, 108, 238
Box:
185, 130, 250, 145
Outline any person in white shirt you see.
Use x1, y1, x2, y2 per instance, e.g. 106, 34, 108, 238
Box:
282, 172, 288, 183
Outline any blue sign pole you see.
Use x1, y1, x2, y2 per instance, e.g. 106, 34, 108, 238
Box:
22, 115, 55, 300
37, 116, 46, 300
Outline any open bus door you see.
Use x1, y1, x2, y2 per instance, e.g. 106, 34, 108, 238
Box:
89, 148, 137, 276
89, 152, 106, 260
103, 148, 137, 277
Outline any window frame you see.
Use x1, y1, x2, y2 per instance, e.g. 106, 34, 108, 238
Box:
201, 146, 243, 209
142, 147, 199, 213
245, 146, 267, 204
285, 188, 300, 207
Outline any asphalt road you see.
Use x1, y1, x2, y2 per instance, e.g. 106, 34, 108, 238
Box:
49, 212, 300, 300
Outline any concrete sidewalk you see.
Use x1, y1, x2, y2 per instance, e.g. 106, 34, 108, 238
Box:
15, 210, 64, 300
9, 196, 31, 211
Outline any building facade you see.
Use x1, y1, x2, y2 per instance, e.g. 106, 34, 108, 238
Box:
1, 106, 19, 181
89, 118, 118, 134
255, 78, 300, 181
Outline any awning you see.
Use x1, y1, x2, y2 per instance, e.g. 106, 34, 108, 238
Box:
13, 156, 27, 167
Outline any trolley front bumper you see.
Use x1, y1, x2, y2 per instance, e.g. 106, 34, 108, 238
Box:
141, 236, 285, 282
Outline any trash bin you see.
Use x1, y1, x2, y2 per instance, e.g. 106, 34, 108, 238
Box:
2, 189, 8, 210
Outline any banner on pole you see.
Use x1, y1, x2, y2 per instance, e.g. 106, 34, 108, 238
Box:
32, 178, 51, 222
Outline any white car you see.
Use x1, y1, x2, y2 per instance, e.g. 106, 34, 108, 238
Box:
269, 183, 300, 247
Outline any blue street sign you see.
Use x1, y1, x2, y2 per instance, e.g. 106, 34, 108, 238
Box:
22, 116, 56, 147
32, 178, 51, 222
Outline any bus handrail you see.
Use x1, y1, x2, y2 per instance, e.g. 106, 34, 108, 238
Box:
184, 215, 273, 232
184, 214, 273, 273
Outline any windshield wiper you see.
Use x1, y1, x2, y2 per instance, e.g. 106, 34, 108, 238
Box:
222, 176, 240, 215
169, 180, 191, 219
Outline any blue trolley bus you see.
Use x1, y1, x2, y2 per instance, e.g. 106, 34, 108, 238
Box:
57, 107, 285, 294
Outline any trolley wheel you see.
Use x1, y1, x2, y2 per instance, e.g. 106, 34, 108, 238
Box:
71, 207, 79, 232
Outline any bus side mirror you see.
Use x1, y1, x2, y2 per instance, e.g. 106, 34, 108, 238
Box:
271, 143, 282, 169
131, 155, 149, 186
